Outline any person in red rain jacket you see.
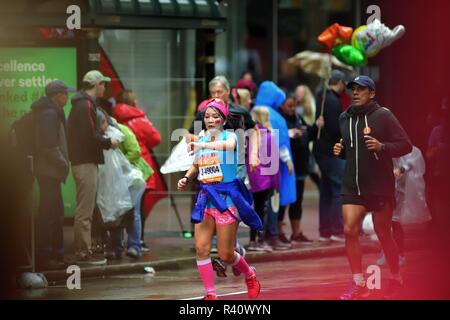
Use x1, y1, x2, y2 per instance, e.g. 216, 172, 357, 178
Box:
113, 90, 162, 251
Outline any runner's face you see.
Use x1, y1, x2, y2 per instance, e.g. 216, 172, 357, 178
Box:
204, 107, 224, 132
351, 85, 375, 107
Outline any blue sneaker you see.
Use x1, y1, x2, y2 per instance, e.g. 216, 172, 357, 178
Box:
340, 282, 370, 300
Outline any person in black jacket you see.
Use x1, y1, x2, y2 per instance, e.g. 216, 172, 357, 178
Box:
33, 80, 74, 270
313, 70, 347, 243
278, 97, 321, 244
67, 70, 118, 266
334, 75, 412, 300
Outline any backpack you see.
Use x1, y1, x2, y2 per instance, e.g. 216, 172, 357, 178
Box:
9, 111, 37, 182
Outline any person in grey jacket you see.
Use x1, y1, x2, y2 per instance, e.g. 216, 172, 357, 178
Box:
32, 80, 74, 270
334, 76, 412, 300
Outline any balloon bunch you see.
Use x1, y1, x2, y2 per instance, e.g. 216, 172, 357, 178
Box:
317, 20, 406, 66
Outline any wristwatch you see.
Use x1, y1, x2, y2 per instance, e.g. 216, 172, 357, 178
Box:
381, 143, 386, 152
183, 176, 190, 183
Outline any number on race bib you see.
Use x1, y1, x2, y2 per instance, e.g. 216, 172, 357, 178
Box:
198, 153, 223, 183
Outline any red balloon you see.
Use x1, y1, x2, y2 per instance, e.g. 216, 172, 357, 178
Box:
317, 23, 354, 50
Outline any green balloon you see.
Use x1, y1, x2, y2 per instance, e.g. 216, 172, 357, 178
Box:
332, 44, 367, 66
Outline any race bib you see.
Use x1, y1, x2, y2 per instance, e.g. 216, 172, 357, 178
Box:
198, 153, 223, 183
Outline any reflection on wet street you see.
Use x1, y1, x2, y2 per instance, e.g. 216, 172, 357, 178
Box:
19, 250, 435, 300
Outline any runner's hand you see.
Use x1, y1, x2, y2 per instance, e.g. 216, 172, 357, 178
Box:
364, 135, 383, 152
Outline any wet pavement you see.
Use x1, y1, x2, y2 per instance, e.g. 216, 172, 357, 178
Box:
16, 182, 449, 300
19, 249, 438, 300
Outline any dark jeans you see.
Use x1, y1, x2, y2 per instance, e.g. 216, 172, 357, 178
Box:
36, 176, 64, 260
265, 195, 278, 238
250, 189, 271, 242
315, 154, 345, 238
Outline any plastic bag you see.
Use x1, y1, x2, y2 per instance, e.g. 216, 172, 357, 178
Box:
97, 126, 146, 223
97, 149, 133, 223
105, 126, 146, 190
160, 136, 195, 174
393, 146, 431, 225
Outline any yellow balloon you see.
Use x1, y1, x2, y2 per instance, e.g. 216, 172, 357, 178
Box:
351, 25, 367, 53
352, 24, 381, 58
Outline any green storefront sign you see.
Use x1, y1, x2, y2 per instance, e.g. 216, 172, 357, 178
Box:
0, 47, 77, 218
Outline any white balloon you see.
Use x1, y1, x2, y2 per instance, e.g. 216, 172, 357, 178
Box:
356, 19, 406, 58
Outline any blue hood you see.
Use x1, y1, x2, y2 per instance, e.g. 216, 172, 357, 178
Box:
255, 81, 286, 109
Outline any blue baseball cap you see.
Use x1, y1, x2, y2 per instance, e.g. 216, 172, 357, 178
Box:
347, 75, 376, 91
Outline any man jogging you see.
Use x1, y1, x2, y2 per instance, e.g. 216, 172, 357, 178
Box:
334, 75, 412, 300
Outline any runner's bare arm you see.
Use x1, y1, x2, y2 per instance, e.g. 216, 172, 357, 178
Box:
201, 136, 236, 151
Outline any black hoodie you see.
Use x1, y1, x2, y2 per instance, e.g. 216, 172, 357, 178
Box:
279, 109, 318, 177
313, 89, 342, 157
338, 101, 412, 198
67, 91, 111, 165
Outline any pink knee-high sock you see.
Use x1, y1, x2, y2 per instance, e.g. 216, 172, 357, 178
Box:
232, 253, 255, 279
196, 258, 216, 295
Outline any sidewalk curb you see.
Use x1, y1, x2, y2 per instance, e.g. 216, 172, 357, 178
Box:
42, 242, 381, 284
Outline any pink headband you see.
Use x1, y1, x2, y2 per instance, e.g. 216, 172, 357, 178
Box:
205, 98, 229, 118
197, 99, 210, 112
